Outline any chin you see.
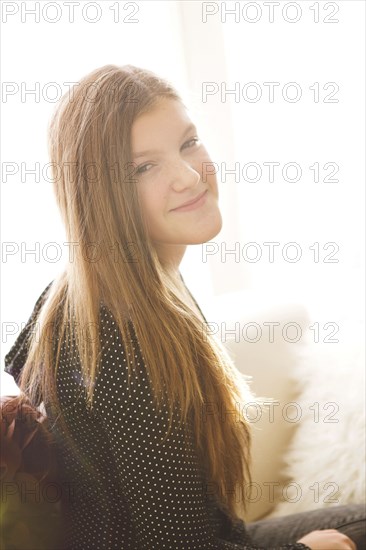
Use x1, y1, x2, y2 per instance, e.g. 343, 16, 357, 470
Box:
185, 213, 223, 244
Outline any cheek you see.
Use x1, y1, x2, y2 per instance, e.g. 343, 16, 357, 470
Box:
138, 186, 166, 230
195, 150, 217, 187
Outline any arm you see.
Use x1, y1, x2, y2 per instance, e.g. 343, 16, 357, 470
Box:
92, 307, 311, 550
4, 281, 54, 385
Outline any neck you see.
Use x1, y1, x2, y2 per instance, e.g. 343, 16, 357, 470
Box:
154, 243, 187, 280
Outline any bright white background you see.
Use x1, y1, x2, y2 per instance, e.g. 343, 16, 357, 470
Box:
1, 1, 365, 396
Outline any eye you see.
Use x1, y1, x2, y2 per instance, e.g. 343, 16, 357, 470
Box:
136, 163, 153, 175
182, 137, 201, 149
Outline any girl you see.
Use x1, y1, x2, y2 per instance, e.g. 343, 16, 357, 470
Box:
4, 64, 365, 549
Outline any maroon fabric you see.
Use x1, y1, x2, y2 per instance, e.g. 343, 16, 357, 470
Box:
1, 394, 63, 549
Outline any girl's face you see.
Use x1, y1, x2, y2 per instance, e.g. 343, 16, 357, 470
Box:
131, 98, 222, 261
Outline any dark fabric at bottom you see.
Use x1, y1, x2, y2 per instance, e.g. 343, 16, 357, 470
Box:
246, 503, 366, 549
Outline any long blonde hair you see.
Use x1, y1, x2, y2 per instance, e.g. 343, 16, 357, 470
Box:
18, 64, 261, 522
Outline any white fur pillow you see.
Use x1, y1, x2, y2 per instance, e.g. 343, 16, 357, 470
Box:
267, 313, 365, 517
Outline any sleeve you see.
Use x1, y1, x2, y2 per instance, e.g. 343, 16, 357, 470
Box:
4, 281, 54, 386
92, 307, 311, 550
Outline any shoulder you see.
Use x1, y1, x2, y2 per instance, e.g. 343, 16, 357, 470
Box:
37, 280, 54, 305
98, 303, 137, 347
94, 304, 146, 392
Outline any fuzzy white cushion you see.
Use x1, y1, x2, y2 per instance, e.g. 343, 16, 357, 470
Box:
267, 312, 366, 517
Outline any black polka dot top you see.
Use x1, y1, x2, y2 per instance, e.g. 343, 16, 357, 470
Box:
4, 281, 311, 550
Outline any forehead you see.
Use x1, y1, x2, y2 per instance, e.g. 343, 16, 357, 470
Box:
131, 98, 193, 146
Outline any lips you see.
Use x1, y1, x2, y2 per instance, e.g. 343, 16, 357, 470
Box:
170, 190, 207, 211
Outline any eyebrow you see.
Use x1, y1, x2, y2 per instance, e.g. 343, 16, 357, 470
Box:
132, 123, 197, 160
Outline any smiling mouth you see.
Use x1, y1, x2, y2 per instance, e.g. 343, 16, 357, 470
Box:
170, 190, 208, 212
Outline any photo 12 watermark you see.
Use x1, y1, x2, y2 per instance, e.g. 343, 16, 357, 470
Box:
1, 1, 140, 24
201, 2, 340, 24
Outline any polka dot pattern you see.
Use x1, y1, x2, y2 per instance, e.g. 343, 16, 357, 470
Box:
4, 281, 311, 550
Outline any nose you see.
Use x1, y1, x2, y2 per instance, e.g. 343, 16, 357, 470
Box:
169, 158, 200, 192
